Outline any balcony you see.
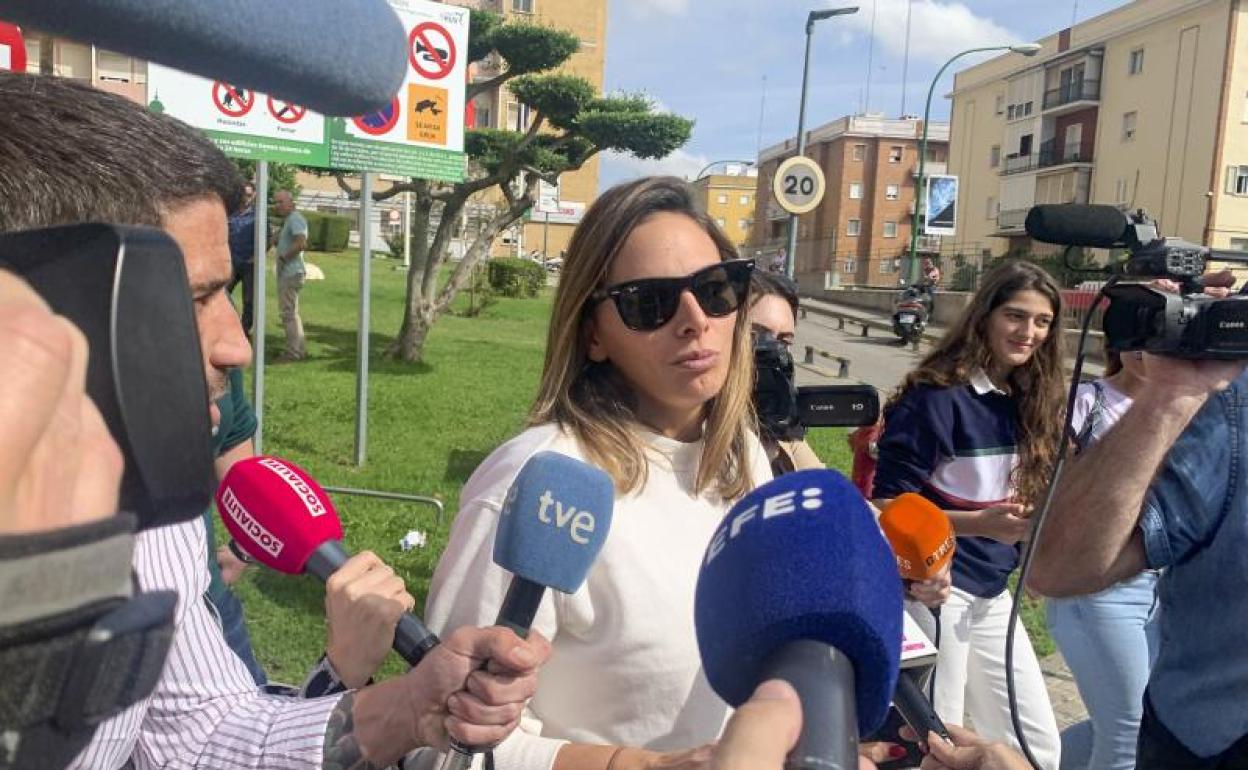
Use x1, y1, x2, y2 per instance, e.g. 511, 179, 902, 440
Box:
914, 162, 948, 178
1037, 138, 1094, 170
1001, 153, 1038, 176
996, 208, 1030, 233
1042, 78, 1100, 113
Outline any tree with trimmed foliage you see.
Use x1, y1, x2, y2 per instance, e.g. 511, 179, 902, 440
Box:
329, 9, 693, 362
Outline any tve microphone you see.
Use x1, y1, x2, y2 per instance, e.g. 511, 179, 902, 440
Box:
216, 456, 439, 665
1025, 204, 1131, 248
0, 0, 406, 116
695, 469, 903, 770
441, 451, 615, 770
879, 493, 955, 582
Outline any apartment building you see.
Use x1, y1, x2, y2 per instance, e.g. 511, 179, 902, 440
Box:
949, 0, 1248, 267
749, 114, 950, 285
691, 165, 758, 250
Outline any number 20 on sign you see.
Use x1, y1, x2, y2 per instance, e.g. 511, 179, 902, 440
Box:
773, 155, 826, 215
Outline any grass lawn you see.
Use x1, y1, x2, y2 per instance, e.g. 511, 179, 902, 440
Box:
229, 249, 1050, 684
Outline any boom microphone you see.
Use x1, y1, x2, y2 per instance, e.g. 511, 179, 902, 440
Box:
879, 493, 955, 582
441, 451, 615, 770
1025, 204, 1131, 248
216, 456, 439, 665
0, 0, 407, 116
695, 469, 903, 770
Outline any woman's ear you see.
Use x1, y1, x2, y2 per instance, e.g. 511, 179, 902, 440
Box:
584, 315, 608, 363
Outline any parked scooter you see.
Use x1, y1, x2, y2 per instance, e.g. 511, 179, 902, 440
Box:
892, 285, 931, 345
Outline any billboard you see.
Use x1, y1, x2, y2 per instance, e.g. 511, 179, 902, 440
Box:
924, 174, 958, 236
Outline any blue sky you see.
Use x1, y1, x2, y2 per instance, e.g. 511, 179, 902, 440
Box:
598, 0, 1128, 189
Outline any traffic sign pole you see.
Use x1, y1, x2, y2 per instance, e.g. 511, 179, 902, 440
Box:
355, 172, 373, 467
252, 160, 268, 452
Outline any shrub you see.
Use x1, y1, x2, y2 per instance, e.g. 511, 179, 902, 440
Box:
487, 257, 546, 298
322, 215, 351, 252
300, 211, 329, 251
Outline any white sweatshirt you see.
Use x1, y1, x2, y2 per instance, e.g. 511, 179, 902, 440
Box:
423, 422, 773, 770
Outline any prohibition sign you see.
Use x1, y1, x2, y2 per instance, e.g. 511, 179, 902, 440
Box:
353, 97, 401, 136
267, 96, 306, 124
408, 21, 456, 80
212, 81, 255, 118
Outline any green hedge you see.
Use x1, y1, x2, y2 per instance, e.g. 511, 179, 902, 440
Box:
292, 211, 352, 252
487, 257, 546, 298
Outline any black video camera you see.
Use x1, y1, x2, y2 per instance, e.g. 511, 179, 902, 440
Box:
1026, 204, 1248, 358
753, 329, 880, 441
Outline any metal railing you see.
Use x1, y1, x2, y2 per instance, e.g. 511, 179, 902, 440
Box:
997, 208, 1030, 231
1043, 78, 1101, 110
1038, 138, 1094, 169
323, 485, 446, 527
1001, 153, 1038, 176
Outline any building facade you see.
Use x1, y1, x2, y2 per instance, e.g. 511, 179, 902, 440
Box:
949, 0, 1248, 268
691, 166, 758, 250
749, 114, 950, 286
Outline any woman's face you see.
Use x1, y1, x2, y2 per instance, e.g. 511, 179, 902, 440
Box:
586, 212, 738, 438
984, 288, 1055, 374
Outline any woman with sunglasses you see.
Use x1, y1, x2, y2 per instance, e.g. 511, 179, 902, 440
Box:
421, 176, 770, 770
871, 261, 1065, 770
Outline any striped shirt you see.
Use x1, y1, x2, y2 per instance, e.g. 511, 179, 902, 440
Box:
70, 517, 342, 770
874, 370, 1022, 598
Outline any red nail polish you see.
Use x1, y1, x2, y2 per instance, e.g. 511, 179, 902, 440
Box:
888, 745, 908, 759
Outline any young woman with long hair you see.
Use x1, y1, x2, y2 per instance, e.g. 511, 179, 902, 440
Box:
872, 260, 1065, 769
420, 176, 771, 770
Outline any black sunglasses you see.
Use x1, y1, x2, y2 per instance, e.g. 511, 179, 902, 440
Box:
591, 259, 754, 332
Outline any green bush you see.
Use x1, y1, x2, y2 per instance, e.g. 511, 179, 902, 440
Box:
322, 215, 351, 252
487, 257, 546, 298
300, 211, 329, 251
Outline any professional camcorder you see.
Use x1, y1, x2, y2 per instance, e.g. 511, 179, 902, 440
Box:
753, 329, 880, 441
1026, 204, 1248, 358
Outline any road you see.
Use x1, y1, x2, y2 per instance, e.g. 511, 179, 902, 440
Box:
792, 312, 928, 394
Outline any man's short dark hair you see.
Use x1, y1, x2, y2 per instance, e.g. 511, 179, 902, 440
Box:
0, 73, 244, 232
750, 271, 800, 321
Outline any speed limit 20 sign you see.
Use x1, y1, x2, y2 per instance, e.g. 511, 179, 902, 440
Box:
773, 156, 826, 215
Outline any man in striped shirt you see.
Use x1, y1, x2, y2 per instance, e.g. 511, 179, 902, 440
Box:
0, 73, 549, 770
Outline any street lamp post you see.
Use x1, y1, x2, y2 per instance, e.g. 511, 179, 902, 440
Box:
907, 43, 1042, 285
785, 6, 858, 280
694, 160, 755, 180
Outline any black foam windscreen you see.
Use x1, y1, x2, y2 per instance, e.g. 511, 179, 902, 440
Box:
1025, 204, 1130, 248
1, 224, 215, 531
0, 0, 407, 116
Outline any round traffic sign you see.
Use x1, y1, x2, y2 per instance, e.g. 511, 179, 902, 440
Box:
773, 156, 826, 215
408, 21, 456, 80
353, 97, 401, 136
267, 96, 306, 124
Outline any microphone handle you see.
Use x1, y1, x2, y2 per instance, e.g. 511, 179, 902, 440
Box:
761, 639, 858, 770
442, 576, 549, 770
893, 669, 950, 743
305, 540, 440, 667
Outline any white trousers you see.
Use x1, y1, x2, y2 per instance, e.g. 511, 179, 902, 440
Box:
912, 587, 1061, 770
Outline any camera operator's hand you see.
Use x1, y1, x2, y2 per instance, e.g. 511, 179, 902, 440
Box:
0, 271, 122, 534
1140, 271, 1248, 400
917, 724, 1032, 770
974, 503, 1031, 545
324, 550, 416, 689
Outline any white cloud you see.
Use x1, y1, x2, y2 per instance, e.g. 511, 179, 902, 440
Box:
625, 0, 690, 18
836, 0, 1025, 65
600, 147, 711, 183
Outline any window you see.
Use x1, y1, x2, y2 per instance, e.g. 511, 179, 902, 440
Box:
738, 218, 749, 230
717, 193, 728, 204
1022, 101, 1033, 117
986, 196, 998, 220
1007, 105, 1016, 120
513, 0, 534, 12
505, 101, 531, 130
995, 94, 1005, 115
852, 144, 866, 162
740, 195, 750, 205
888, 146, 903, 163
1122, 111, 1137, 141
714, 218, 726, 228
883, 221, 898, 238
1128, 47, 1145, 75
1231, 238, 1248, 251
990, 145, 1001, 168
1243, 91, 1248, 123
849, 182, 863, 200
1115, 177, 1129, 204
1064, 123, 1084, 160
844, 258, 858, 273
885, 184, 900, 201
96, 50, 135, 82
473, 104, 493, 129
1225, 165, 1248, 195
1019, 134, 1034, 156
847, 219, 862, 236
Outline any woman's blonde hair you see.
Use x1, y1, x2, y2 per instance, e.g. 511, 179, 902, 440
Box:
888, 260, 1066, 506
529, 176, 757, 500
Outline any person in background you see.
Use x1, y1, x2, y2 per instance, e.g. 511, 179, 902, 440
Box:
1043, 349, 1159, 770
226, 181, 257, 336
272, 189, 307, 362
872, 261, 1064, 769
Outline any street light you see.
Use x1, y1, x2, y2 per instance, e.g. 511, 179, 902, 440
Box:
785, 6, 858, 280
907, 42, 1042, 284
693, 160, 755, 180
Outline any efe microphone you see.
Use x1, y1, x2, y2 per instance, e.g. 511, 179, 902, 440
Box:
440, 451, 615, 770
216, 456, 439, 665
696, 469, 903, 770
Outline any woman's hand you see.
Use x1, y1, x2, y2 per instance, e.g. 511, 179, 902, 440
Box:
974, 503, 1031, 544
324, 550, 416, 688
908, 562, 952, 608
